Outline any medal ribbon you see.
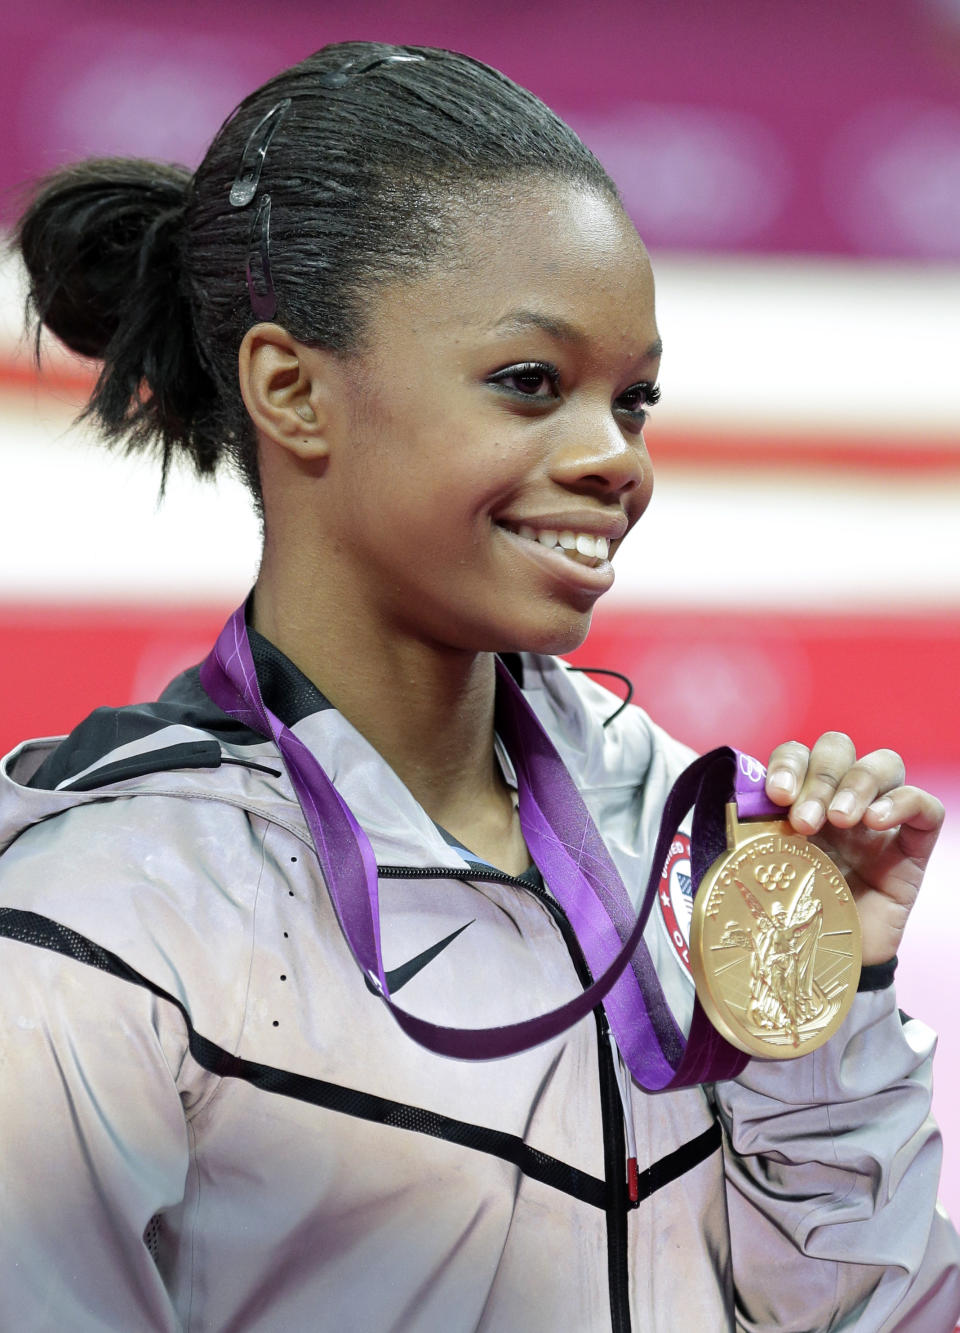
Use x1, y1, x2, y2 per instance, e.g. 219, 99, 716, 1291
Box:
200, 606, 779, 1089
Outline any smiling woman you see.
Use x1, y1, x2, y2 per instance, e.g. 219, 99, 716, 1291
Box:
2, 39, 959, 1333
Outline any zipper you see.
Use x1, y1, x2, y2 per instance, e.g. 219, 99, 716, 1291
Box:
379, 863, 633, 1333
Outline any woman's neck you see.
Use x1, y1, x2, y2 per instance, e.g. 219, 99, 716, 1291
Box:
251, 569, 529, 873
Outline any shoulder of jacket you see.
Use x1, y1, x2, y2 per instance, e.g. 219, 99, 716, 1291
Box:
18, 666, 265, 792
0, 768, 309, 1051
0, 660, 304, 859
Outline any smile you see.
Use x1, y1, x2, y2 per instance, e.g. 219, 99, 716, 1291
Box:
498, 522, 610, 567
494, 521, 617, 596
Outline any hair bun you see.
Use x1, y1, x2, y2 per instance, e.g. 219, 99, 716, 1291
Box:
15, 157, 220, 490
16, 157, 191, 360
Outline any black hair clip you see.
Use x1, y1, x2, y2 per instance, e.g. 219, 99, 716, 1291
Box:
245, 194, 277, 320
233, 55, 424, 317
230, 98, 292, 208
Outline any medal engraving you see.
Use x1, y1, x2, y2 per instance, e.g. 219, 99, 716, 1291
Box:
690, 805, 862, 1059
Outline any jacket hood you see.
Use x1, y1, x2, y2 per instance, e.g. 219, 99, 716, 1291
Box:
0, 651, 299, 856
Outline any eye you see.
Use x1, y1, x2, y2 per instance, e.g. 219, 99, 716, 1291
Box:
615, 381, 661, 426
487, 361, 561, 400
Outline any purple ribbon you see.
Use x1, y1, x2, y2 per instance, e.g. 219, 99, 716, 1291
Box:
199, 606, 780, 1089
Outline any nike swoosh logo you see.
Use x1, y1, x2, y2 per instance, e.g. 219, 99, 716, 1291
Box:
364, 921, 475, 995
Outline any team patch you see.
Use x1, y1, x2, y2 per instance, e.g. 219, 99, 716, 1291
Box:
658, 833, 693, 975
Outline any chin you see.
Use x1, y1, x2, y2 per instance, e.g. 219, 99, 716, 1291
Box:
495, 608, 595, 659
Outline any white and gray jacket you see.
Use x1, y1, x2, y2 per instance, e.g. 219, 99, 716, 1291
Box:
0, 636, 958, 1332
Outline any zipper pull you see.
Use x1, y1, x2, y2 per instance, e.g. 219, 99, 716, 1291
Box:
608, 1032, 640, 1209
627, 1156, 639, 1206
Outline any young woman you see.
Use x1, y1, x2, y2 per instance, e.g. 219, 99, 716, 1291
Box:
1, 41, 958, 1332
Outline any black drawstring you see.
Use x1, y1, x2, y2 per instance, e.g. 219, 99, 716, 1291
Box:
565, 666, 634, 728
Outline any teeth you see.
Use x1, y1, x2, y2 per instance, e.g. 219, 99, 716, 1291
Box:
506, 524, 611, 562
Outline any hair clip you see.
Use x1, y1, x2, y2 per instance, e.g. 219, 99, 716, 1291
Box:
316, 52, 425, 88
234, 55, 426, 316
354, 53, 426, 74
230, 98, 292, 208
245, 194, 277, 320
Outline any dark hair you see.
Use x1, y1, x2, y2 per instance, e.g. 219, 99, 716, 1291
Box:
14, 41, 619, 513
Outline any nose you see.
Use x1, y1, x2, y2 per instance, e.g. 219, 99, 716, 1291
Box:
549, 408, 652, 501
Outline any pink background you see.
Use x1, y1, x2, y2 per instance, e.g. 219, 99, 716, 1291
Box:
2, 0, 960, 258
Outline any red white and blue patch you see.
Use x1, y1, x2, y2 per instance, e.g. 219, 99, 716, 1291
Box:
658, 833, 693, 976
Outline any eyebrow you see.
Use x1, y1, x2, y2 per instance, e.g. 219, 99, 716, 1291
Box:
492, 309, 663, 362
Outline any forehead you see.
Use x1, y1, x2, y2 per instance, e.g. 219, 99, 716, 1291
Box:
364, 182, 658, 358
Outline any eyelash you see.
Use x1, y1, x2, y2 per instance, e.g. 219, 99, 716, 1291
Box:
487, 361, 661, 424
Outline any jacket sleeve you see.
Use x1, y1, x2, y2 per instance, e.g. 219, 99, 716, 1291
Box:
0, 935, 191, 1332
710, 987, 960, 1332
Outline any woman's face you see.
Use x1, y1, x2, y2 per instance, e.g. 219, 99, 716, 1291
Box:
305, 181, 660, 657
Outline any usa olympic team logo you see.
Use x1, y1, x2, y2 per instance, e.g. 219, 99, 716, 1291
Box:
658, 833, 694, 975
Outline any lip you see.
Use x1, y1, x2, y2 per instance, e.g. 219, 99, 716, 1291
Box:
496, 523, 616, 595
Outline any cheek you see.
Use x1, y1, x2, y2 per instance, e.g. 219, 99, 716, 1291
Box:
420, 437, 521, 510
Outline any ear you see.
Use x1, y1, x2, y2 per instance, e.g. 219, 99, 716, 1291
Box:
237, 323, 333, 461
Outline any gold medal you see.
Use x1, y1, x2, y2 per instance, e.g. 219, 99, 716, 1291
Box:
689, 804, 862, 1059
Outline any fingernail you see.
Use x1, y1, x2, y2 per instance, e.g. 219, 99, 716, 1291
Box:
794, 800, 823, 829
767, 770, 796, 798
868, 797, 893, 821
829, 791, 857, 817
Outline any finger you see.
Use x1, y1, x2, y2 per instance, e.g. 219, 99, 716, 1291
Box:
764, 740, 810, 806
815, 784, 943, 877
863, 783, 945, 860
824, 747, 908, 827
789, 731, 857, 832
840, 787, 945, 944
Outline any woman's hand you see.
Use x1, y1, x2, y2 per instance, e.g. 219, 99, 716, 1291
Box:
762, 733, 944, 966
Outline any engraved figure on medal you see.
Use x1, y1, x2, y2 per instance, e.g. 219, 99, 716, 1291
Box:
719, 870, 831, 1046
